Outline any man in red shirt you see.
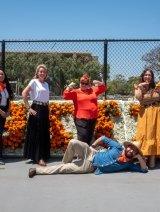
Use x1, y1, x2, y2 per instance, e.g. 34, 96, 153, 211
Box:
63, 74, 106, 145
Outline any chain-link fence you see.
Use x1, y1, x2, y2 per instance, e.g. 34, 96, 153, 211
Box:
0, 41, 2, 68
1, 39, 160, 99
107, 40, 160, 98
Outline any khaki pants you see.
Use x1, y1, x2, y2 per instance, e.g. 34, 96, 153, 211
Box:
36, 139, 97, 175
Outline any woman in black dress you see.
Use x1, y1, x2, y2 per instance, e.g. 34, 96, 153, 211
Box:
22, 64, 50, 166
0, 68, 13, 165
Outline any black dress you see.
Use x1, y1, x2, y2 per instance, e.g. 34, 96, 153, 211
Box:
23, 102, 50, 162
0, 93, 9, 134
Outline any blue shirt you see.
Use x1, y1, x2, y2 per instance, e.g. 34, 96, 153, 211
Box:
92, 136, 148, 175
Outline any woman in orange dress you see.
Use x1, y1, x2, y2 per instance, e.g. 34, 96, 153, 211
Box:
134, 68, 160, 168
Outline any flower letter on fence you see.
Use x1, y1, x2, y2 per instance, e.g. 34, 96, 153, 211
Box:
3, 100, 122, 150
95, 100, 121, 139
3, 102, 27, 149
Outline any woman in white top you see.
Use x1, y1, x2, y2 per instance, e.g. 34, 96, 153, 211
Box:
0, 68, 13, 165
22, 64, 50, 166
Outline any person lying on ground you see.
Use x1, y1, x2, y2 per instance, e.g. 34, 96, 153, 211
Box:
28, 136, 148, 178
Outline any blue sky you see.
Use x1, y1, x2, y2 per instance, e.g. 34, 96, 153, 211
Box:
0, 0, 160, 40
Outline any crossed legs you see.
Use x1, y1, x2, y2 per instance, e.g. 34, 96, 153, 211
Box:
35, 139, 96, 175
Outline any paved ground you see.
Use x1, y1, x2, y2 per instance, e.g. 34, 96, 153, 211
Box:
0, 158, 160, 212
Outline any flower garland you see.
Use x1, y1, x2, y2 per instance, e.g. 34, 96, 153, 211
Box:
49, 102, 74, 150
95, 100, 121, 139
3, 100, 121, 150
129, 103, 140, 118
3, 102, 27, 149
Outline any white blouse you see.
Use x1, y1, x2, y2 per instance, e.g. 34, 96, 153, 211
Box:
0, 88, 9, 106
29, 79, 49, 102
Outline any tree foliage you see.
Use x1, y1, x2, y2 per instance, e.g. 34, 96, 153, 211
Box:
107, 74, 139, 96
5, 52, 103, 96
5, 51, 140, 97
142, 47, 160, 79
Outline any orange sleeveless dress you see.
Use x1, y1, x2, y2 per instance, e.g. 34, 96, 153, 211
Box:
134, 88, 160, 156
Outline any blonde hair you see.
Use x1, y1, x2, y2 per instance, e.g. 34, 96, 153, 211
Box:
34, 64, 48, 79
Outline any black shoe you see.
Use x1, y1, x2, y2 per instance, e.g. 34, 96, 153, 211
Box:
29, 168, 36, 178
0, 159, 5, 165
25, 160, 35, 164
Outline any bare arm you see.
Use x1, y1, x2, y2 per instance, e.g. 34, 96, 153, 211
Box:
134, 154, 148, 171
134, 82, 149, 100
22, 85, 32, 109
22, 85, 37, 115
63, 83, 77, 100
93, 80, 107, 96
134, 85, 143, 100
93, 80, 105, 86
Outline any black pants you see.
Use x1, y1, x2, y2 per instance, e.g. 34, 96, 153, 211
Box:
0, 119, 6, 158
0, 135, 3, 158
74, 118, 96, 145
0, 106, 7, 158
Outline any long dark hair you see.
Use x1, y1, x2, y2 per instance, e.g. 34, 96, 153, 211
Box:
0, 68, 14, 100
139, 68, 156, 89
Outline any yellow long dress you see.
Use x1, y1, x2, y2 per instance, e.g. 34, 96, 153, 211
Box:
134, 86, 160, 156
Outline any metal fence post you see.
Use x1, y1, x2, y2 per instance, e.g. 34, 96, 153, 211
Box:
1, 40, 5, 71
103, 39, 108, 99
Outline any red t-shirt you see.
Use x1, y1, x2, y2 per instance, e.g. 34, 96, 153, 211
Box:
63, 84, 106, 119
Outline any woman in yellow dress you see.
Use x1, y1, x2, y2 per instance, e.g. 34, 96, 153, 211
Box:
134, 68, 160, 168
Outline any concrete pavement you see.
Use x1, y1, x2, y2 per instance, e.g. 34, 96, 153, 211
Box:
0, 158, 160, 212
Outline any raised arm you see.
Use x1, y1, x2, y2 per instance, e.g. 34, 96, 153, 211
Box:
93, 80, 107, 95
91, 136, 104, 148
134, 82, 149, 100
134, 84, 144, 100
135, 154, 148, 172
91, 136, 122, 150
63, 82, 77, 100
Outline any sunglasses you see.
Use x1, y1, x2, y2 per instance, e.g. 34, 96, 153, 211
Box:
81, 82, 89, 86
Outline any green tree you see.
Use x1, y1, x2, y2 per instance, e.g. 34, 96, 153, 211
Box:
5, 52, 103, 96
107, 74, 139, 96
